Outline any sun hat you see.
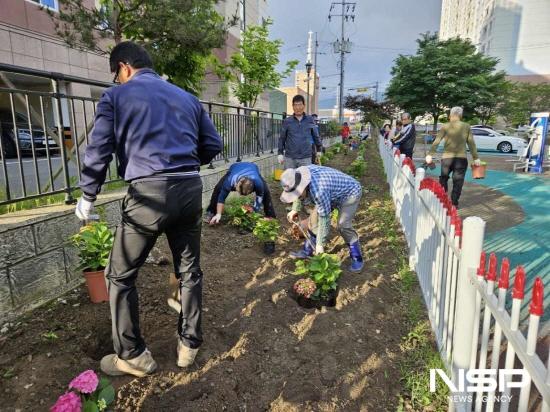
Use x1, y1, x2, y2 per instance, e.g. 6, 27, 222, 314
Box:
279, 166, 311, 203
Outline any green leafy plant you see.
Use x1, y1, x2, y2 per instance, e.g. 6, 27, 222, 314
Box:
294, 254, 342, 300
331, 143, 343, 154
226, 204, 261, 232
42, 331, 59, 341
2, 367, 15, 379
70, 222, 114, 272
347, 156, 367, 179
253, 217, 280, 242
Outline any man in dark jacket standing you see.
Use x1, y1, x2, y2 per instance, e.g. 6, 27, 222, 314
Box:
74, 42, 222, 377
392, 112, 416, 158
278, 95, 323, 169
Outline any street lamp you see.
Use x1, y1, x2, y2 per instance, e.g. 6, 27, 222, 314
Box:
306, 61, 313, 113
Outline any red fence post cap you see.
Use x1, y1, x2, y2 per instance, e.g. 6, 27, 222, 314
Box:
477, 251, 486, 277
529, 277, 544, 316
498, 258, 510, 289
512, 266, 526, 299
487, 252, 497, 281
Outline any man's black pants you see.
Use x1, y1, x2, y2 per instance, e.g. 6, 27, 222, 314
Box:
106, 176, 203, 360
440, 157, 468, 206
206, 172, 276, 218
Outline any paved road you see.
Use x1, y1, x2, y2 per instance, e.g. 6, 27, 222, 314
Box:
0, 156, 117, 200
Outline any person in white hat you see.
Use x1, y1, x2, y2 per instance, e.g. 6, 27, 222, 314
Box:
280, 165, 364, 272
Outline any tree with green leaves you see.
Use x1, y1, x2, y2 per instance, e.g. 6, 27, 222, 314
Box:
498, 82, 550, 126
344, 95, 397, 128
386, 33, 508, 131
226, 19, 298, 108
47, 0, 234, 93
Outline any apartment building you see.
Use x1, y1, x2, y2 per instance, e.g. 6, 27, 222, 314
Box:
201, 0, 271, 109
439, 0, 550, 83
0, 0, 110, 95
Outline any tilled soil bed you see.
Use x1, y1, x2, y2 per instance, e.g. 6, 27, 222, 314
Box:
0, 140, 417, 411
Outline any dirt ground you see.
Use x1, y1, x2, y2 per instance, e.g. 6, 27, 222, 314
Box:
0, 141, 416, 411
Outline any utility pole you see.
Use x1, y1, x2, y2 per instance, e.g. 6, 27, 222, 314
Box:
374, 81, 379, 102
329, 1, 356, 124
306, 31, 314, 112
313, 32, 318, 115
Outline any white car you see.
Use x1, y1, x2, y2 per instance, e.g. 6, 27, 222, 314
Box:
471, 128, 527, 153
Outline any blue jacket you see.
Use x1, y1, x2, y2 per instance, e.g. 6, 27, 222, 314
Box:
278, 114, 322, 160
218, 162, 265, 209
79, 69, 222, 199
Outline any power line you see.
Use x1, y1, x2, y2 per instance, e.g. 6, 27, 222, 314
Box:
329, 1, 356, 124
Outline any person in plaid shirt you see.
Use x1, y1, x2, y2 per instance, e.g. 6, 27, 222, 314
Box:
280, 165, 364, 272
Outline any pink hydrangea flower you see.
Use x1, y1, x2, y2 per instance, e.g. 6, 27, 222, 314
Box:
50, 391, 82, 412
68, 370, 98, 394
294, 278, 317, 298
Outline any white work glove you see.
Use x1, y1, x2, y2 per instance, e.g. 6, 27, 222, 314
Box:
75, 197, 94, 221
474, 159, 481, 167
425, 155, 433, 165
287, 210, 298, 223
315, 244, 324, 255
277, 155, 284, 165
209, 213, 222, 225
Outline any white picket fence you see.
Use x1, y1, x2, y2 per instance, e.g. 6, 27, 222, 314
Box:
378, 136, 550, 411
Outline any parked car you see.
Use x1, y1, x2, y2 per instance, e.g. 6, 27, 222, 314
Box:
471, 128, 526, 153
0, 110, 60, 158
472, 124, 494, 130
472, 126, 505, 136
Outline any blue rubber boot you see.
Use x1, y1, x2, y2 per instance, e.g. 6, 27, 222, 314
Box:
290, 231, 316, 259
348, 241, 364, 272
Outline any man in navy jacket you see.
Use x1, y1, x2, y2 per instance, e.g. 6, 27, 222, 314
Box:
278, 95, 323, 169
74, 42, 222, 377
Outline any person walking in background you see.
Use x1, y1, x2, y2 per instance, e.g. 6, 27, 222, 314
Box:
392, 113, 416, 158
381, 123, 391, 140
278, 95, 323, 169
74, 42, 222, 376
393, 120, 403, 138
425, 106, 481, 208
341, 122, 351, 145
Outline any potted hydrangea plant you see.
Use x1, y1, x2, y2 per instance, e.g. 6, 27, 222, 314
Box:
70, 222, 113, 303
51, 369, 115, 412
292, 253, 342, 309
252, 217, 280, 254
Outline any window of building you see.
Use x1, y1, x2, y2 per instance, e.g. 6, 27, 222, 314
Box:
29, 0, 58, 11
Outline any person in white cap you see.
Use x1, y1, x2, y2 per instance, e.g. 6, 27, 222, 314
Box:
280, 165, 364, 272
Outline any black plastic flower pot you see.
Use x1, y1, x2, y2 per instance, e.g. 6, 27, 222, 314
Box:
292, 288, 338, 309
263, 241, 275, 255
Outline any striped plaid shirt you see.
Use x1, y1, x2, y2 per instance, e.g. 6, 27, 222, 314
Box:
307, 165, 362, 217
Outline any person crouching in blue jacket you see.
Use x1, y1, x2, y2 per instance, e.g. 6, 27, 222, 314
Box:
206, 162, 277, 224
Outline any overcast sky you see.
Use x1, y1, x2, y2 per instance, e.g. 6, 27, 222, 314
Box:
267, 0, 442, 108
